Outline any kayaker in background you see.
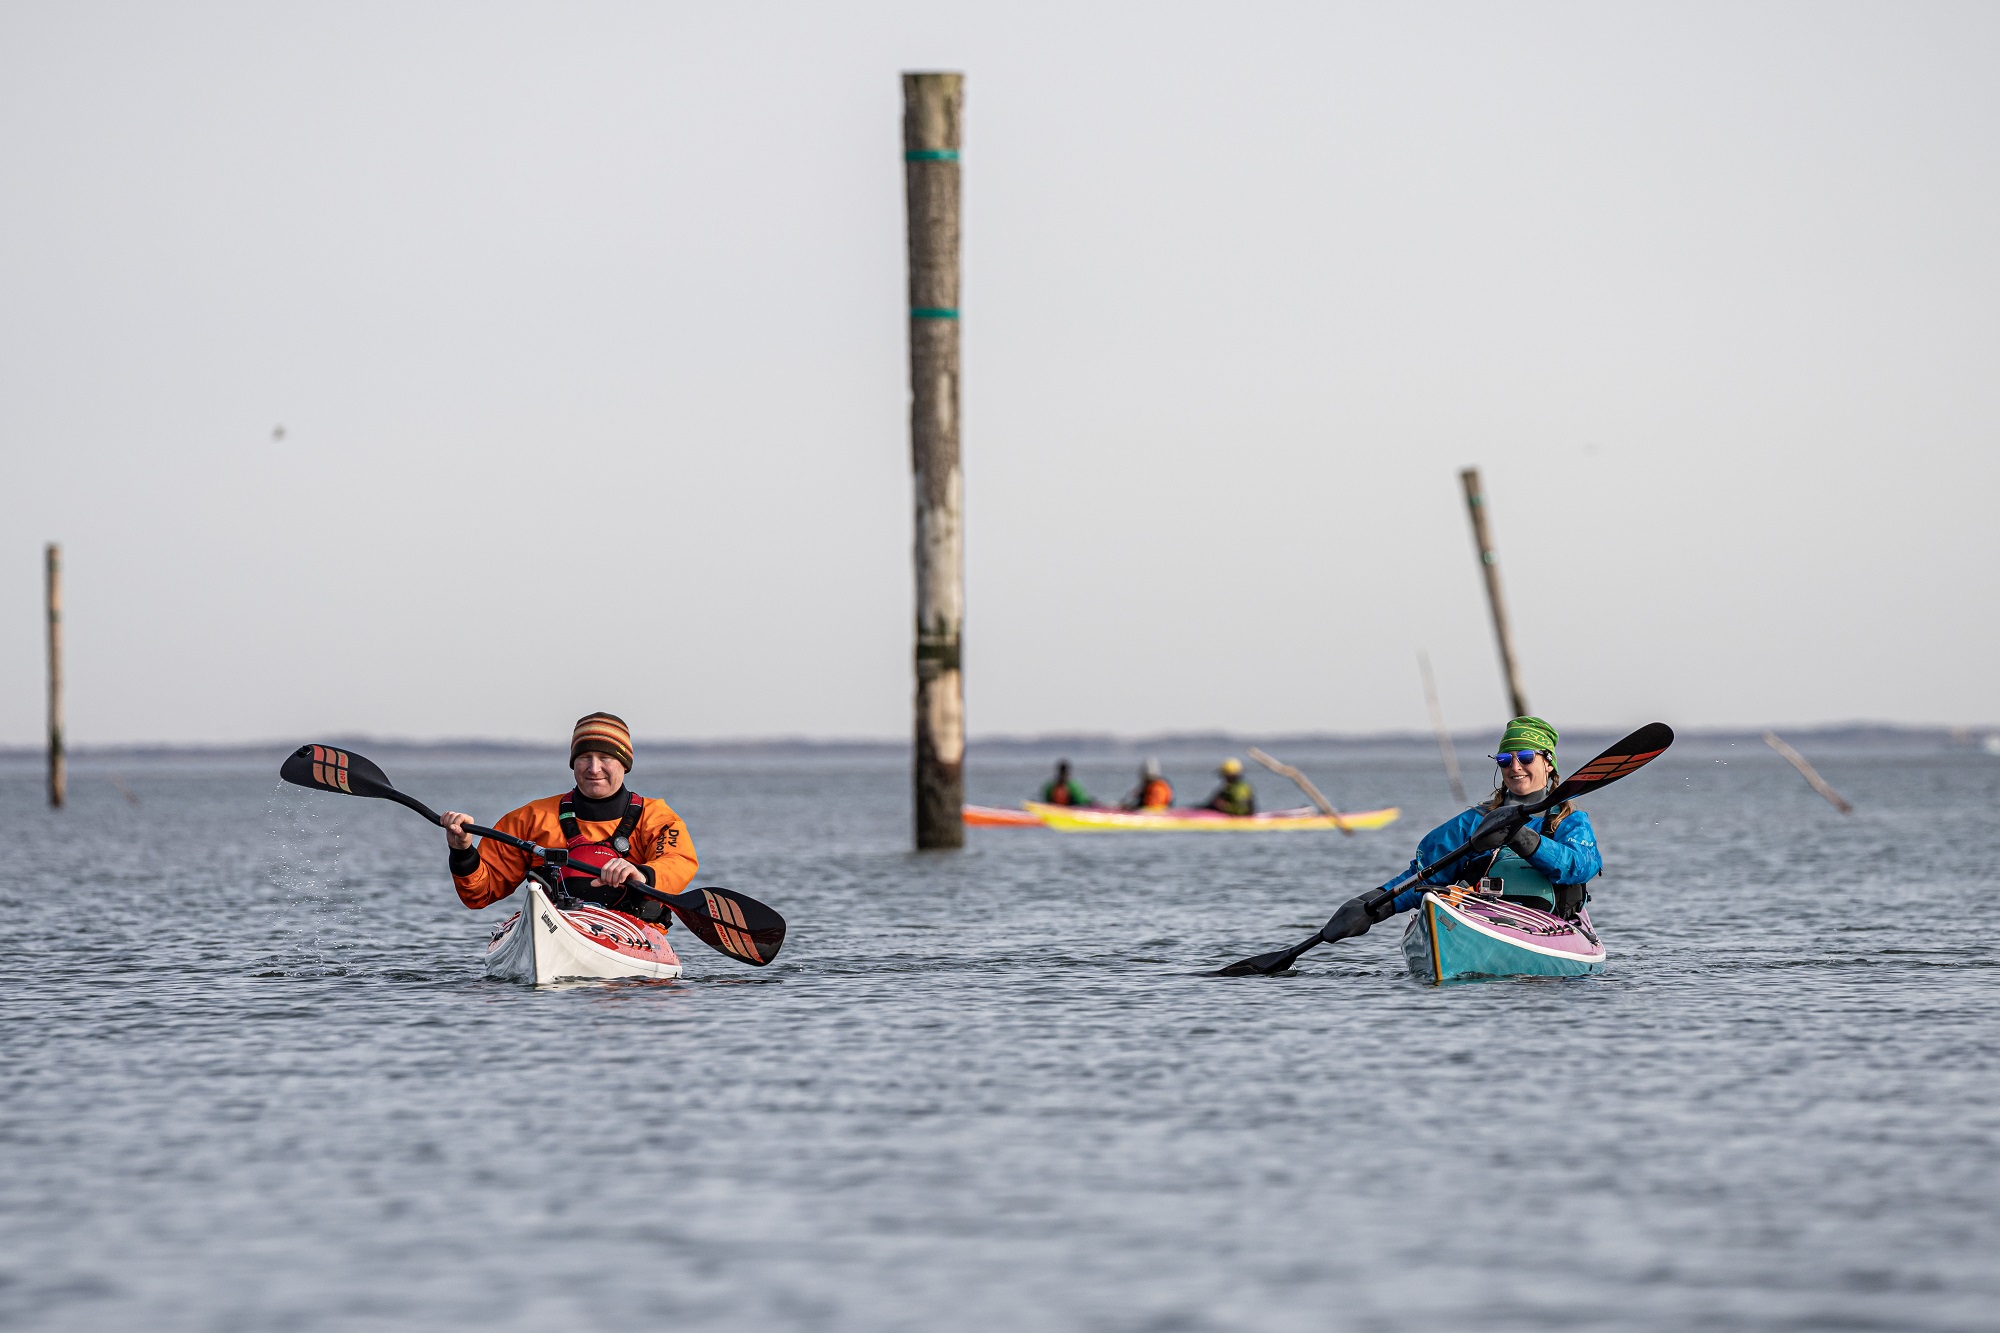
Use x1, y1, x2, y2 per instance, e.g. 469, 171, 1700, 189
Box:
1039, 760, 1093, 807
1121, 758, 1175, 811
1314, 716, 1603, 945
441, 712, 698, 923
1203, 758, 1256, 816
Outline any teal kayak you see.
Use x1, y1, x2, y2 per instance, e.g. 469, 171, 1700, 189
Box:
1400, 889, 1605, 984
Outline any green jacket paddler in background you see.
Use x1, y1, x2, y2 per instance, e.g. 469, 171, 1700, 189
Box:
1039, 760, 1093, 807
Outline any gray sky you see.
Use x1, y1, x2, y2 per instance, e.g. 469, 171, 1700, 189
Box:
4, 2, 1996, 746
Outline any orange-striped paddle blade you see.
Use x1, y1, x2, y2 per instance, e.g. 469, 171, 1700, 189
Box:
281, 744, 397, 801
279, 744, 448, 823
1545, 723, 1675, 805
665, 886, 786, 966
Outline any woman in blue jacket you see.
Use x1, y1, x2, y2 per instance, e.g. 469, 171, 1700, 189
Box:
1317, 716, 1602, 945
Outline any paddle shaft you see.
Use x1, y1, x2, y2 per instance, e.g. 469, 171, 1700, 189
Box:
387, 785, 669, 901
361, 775, 704, 912
1237, 820, 1527, 974
1380, 747, 1655, 889
445, 815, 704, 910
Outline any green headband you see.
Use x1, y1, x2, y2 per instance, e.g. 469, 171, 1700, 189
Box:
1497, 715, 1559, 759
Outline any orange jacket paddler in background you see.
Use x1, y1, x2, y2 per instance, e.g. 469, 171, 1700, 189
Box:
442, 712, 698, 925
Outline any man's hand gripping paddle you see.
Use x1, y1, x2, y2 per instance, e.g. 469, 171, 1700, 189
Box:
280, 744, 786, 966
1212, 723, 1674, 977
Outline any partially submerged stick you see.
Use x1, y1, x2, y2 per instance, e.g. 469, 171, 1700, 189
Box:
1417, 650, 1467, 805
1246, 748, 1352, 835
1762, 731, 1854, 814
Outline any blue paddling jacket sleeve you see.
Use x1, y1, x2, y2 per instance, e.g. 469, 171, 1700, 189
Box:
1385, 805, 1602, 914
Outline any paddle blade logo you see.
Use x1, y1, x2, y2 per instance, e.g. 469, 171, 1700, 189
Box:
685, 888, 785, 966
702, 889, 761, 963
1571, 748, 1666, 784
311, 746, 353, 793
280, 743, 396, 800
1561, 723, 1675, 791
281, 744, 357, 793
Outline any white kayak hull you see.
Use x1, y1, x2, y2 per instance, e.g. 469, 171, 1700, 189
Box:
484, 881, 683, 984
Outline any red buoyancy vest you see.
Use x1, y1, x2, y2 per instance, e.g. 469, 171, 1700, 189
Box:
556, 791, 645, 895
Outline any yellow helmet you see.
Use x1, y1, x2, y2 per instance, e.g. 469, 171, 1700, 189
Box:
1220, 757, 1244, 777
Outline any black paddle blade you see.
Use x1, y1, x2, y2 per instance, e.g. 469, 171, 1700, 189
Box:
280, 744, 398, 800
669, 886, 786, 966
1547, 722, 1675, 806
1213, 932, 1321, 977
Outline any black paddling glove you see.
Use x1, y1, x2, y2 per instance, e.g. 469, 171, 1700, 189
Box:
1506, 827, 1542, 858
1320, 888, 1397, 943
1463, 803, 1533, 856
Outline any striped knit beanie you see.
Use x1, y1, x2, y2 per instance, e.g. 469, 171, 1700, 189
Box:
570, 712, 634, 770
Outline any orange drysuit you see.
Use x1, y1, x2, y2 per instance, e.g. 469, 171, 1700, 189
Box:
452, 793, 698, 911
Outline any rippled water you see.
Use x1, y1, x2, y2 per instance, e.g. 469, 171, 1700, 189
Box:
3, 739, 1996, 1331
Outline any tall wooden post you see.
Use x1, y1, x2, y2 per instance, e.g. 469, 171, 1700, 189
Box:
1458, 468, 1529, 720
46, 542, 65, 808
904, 72, 965, 850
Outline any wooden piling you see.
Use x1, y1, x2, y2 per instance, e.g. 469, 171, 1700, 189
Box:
904, 72, 965, 850
46, 542, 65, 808
1458, 468, 1529, 719
1417, 649, 1468, 805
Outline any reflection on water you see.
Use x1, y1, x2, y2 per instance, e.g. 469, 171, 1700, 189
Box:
1, 741, 1995, 1330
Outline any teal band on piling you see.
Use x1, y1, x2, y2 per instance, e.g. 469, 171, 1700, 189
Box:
910, 307, 959, 319
904, 149, 959, 161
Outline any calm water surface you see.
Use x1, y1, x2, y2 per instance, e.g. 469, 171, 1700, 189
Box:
2, 741, 1996, 1331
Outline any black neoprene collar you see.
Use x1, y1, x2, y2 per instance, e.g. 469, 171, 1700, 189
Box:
568, 786, 633, 821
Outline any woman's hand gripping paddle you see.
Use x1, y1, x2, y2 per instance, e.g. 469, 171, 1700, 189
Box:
280, 744, 787, 966
1212, 723, 1674, 977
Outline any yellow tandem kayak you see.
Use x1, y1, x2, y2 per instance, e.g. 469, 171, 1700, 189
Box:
1023, 802, 1400, 832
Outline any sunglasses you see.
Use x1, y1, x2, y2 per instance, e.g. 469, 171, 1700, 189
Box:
1491, 750, 1547, 768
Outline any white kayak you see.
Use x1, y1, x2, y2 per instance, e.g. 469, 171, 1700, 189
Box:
484, 880, 684, 984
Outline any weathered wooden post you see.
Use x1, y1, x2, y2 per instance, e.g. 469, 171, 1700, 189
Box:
46, 542, 65, 808
1458, 468, 1529, 719
904, 72, 965, 850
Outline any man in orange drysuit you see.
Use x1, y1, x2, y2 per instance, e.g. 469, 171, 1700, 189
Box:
441, 712, 698, 923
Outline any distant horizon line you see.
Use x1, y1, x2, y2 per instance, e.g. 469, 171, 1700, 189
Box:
4, 719, 1995, 760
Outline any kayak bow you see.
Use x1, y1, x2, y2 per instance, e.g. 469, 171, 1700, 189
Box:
485, 880, 684, 985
